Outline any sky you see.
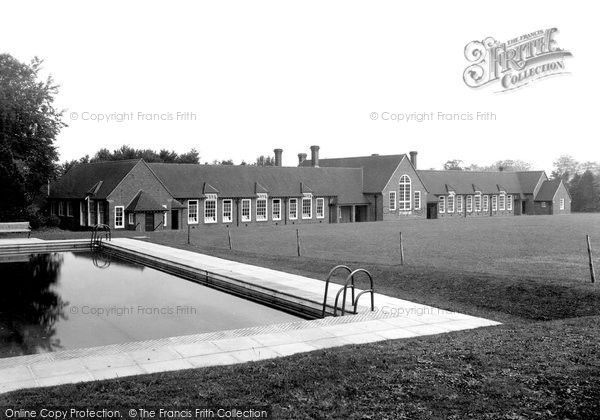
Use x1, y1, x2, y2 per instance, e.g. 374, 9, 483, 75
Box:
1, 1, 597, 172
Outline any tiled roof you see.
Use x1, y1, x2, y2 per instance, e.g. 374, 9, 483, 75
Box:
516, 171, 546, 194
49, 160, 140, 199
148, 164, 368, 204
418, 170, 526, 197
300, 154, 406, 193
535, 179, 562, 201
126, 191, 165, 212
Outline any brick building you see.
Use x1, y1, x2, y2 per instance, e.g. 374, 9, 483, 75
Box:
48, 147, 571, 231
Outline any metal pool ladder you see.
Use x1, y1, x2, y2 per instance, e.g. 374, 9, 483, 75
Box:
90, 224, 111, 249
321, 265, 375, 318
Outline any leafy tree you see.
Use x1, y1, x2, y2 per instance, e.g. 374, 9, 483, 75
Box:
175, 148, 200, 164
569, 170, 600, 212
254, 155, 275, 166
443, 159, 464, 170
0, 54, 65, 219
466, 160, 532, 172
65, 145, 201, 165
552, 155, 580, 182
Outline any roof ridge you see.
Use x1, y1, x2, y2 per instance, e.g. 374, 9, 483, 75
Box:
75, 159, 142, 165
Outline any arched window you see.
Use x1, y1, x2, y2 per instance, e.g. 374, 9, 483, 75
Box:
398, 175, 411, 211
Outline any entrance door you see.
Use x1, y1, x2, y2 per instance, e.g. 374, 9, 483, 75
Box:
340, 206, 352, 223
355, 205, 368, 222
521, 201, 527, 214
145, 213, 154, 231
171, 210, 179, 230
427, 203, 437, 219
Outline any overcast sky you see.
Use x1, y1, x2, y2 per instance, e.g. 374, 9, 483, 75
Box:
1, 1, 596, 172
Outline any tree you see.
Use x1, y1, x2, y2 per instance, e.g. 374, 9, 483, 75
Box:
552, 155, 580, 182
443, 159, 464, 170
0, 54, 65, 219
466, 160, 532, 172
254, 155, 275, 166
569, 170, 600, 212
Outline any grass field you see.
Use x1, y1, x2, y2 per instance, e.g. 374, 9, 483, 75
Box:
6, 214, 600, 418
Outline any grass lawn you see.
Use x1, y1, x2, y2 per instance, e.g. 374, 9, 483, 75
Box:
4, 214, 600, 418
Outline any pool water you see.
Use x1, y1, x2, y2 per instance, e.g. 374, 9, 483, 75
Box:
0, 252, 302, 358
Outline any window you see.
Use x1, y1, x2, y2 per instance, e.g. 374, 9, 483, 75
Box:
316, 198, 325, 219
457, 195, 463, 213
466, 195, 473, 213
475, 193, 482, 212
272, 199, 281, 221
507, 195, 513, 211
483, 195, 489, 212
256, 194, 267, 221
66, 202, 73, 217
439, 196, 446, 213
560, 198, 565, 210
80, 201, 86, 226
302, 197, 312, 219
128, 213, 134, 225
163, 211, 168, 227
241, 199, 251, 222
499, 193, 506, 210
97, 202, 104, 225
541, 202, 547, 208
492, 195, 498, 211
222, 199, 232, 222
389, 191, 397, 211
398, 175, 411, 210
414, 191, 421, 210
58, 201, 65, 216
289, 198, 298, 220
188, 200, 199, 224
447, 193, 455, 213
204, 194, 217, 223
50, 202, 56, 216
114, 206, 124, 228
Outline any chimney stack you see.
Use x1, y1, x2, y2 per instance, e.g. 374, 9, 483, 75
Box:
298, 153, 307, 165
409, 151, 418, 169
274, 148, 283, 167
310, 145, 320, 167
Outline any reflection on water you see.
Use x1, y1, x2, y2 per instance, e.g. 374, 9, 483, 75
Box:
0, 253, 67, 357
0, 251, 302, 358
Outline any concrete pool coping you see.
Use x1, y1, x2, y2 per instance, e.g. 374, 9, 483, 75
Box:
0, 238, 501, 393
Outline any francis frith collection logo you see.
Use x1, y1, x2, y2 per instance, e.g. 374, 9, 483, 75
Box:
463, 28, 572, 92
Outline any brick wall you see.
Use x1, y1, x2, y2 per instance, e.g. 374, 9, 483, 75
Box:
381, 157, 427, 220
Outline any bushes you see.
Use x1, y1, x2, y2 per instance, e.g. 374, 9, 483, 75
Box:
25, 209, 60, 229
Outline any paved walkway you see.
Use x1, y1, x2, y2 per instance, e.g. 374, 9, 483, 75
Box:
0, 238, 500, 394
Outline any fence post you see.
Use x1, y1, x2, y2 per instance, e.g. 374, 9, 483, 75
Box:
399, 232, 405, 265
587, 235, 596, 283
228, 229, 233, 250
296, 229, 301, 257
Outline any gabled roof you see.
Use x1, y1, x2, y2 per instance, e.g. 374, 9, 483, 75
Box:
535, 179, 562, 201
418, 170, 525, 197
148, 164, 367, 204
516, 171, 546, 195
49, 160, 140, 199
300, 154, 406, 193
126, 190, 165, 212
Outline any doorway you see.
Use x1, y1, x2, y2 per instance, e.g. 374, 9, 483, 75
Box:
145, 213, 154, 232
427, 203, 438, 219
171, 210, 179, 230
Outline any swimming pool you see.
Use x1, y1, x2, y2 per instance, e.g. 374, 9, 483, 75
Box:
0, 251, 303, 358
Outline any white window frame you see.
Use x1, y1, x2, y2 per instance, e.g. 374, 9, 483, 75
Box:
66, 202, 73, 217
492, 195, 498, 211
447, 193, 455, 213
398, 175, 411, 211
272, 199, 281, 221
316, 198, 325, 219
413, 191, 421, 210
50, 202, 56, 216
58, 201, 65, 216
475, 193, 482, 212
507, 195, 513, 211
457, 195, 464, 213
483, 195, 489, 212
439, 196, 446, 213
499, 192, 506, 211
80, 201, 86, 226
241, 199, 251, 222
128, 213, 134, 225
560, 198, 565, 210
541, 202, 547, 208
163, 211, 168, 227
289, 198, 298, 220
97, 202, 104, 225
256, 194, 268, 221
302, 197, 312, 219
466, 195, 473, 213
222, 199, 233, 223
114, 206, 124, 228
389, 191, 397, 211
204, 194, 217, 224
188, 200, 199, 224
